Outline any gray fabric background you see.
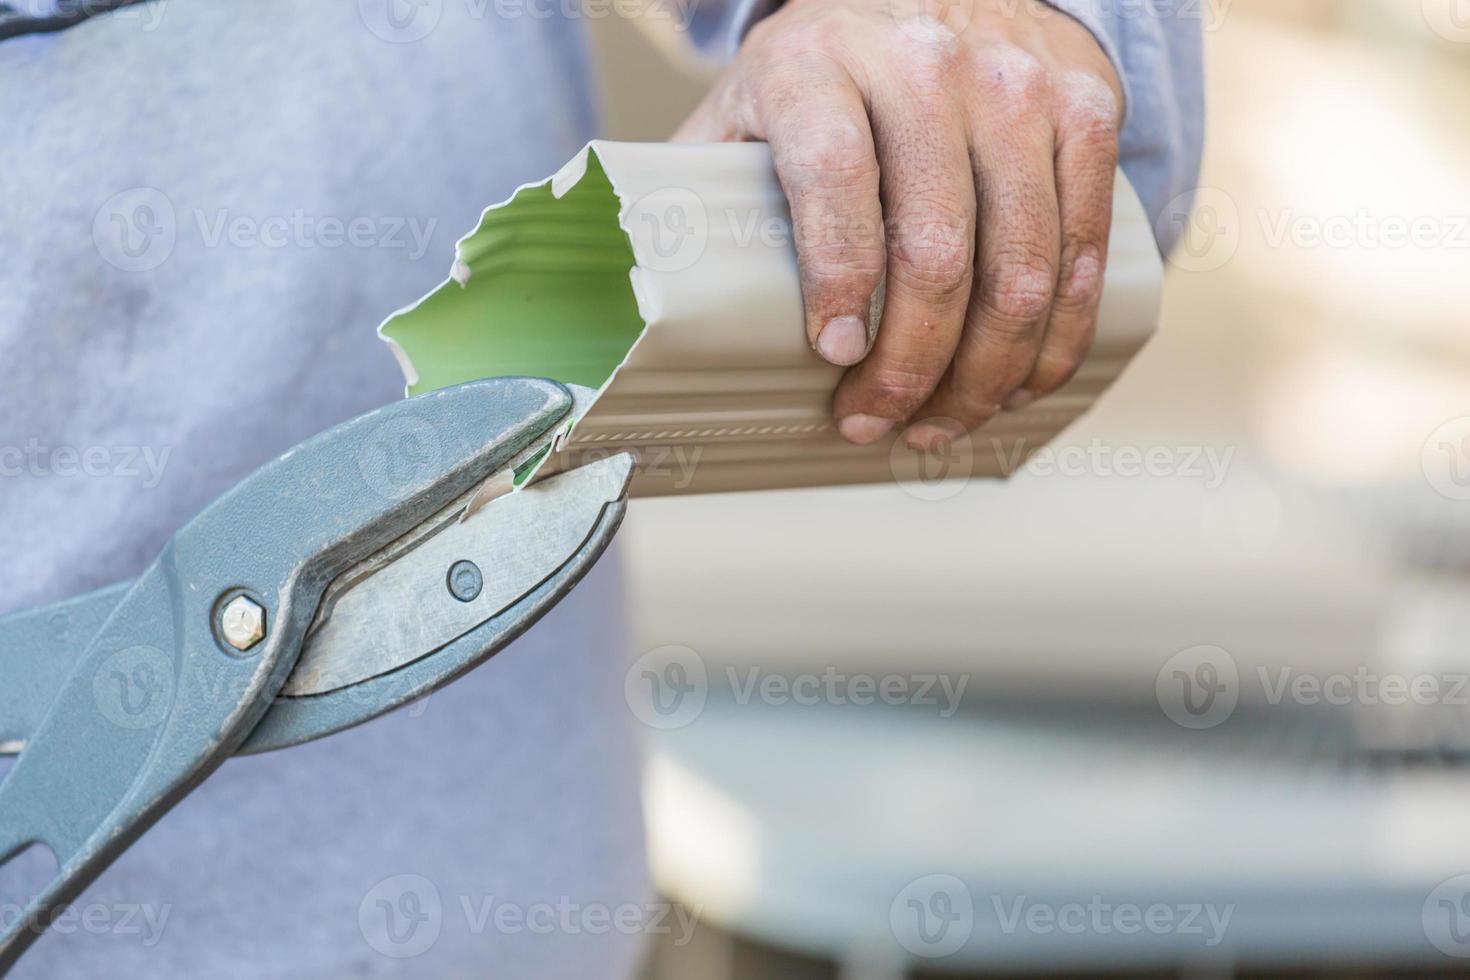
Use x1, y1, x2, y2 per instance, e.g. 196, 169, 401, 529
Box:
0, 3, 648, 977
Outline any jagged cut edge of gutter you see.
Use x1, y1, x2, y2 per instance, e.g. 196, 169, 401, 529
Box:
540, 142, 662, 484
375, 140, 653, 496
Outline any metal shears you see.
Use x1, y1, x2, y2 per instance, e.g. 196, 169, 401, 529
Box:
0, 377, 633, 972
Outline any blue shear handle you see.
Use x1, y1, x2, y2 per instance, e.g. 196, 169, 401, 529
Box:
0, 377, 572, 973
0, 583, 128, 751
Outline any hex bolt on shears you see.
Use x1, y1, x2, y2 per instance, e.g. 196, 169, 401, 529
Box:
0, 377, 633, 972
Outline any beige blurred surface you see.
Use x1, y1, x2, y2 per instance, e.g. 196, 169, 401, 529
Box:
585, 7, 711, 140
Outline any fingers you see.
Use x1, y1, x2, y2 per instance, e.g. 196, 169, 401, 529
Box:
907, 55, 1060, 448
670, 7, 1123, 452
1018, 74, 1120, 402
754, 52, 886, 369
829, 60, 976, 444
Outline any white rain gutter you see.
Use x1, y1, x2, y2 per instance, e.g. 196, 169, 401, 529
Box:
380, 141, 1163, 496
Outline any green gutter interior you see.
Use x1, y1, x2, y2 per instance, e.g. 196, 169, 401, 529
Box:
380, 150, 645, 397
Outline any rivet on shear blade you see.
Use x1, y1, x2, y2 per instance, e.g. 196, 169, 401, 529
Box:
447, 560, 484, 603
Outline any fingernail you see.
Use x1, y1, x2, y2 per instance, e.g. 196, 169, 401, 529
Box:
816, 316, 868, 366
1004, 389, 1035, 412
904, 420, 965, 453
837, 414, 894, 445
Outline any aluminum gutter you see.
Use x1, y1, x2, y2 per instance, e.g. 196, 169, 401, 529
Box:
380, 140, 1163, 496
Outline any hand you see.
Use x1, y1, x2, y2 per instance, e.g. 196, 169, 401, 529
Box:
675, 0, 1124, 449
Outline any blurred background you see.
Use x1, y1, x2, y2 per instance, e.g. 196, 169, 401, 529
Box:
586, 1, 1470, 975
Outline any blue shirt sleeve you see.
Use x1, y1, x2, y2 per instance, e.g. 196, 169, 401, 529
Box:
681, 0, 780, 59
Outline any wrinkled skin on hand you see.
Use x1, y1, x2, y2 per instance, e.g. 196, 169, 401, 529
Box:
676, 0, 1124, 449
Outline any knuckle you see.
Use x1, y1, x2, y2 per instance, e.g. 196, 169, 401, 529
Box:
888, 219, 973, 297
867, 364, 940, 415
933, 379, 1001, 430
831, 219, 888, 266
983, 286, 1051, 333
781, 118, 876, 187
1054, 250, 1104, 311
801, 238, 885, 287
904, 34, 964, 82
1028, 344, 1091, 394
801, 252, 885, 310
1058, 70, 1122, 133
980, 251, 1057, 326
974, 46, 1051, 107
954, 330, 1039, 407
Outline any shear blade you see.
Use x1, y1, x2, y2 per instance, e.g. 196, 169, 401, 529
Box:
281, 451, 633, 697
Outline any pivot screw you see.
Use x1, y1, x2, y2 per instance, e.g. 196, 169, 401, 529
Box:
447, 560, 484, 603
220, 596, 267, 652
